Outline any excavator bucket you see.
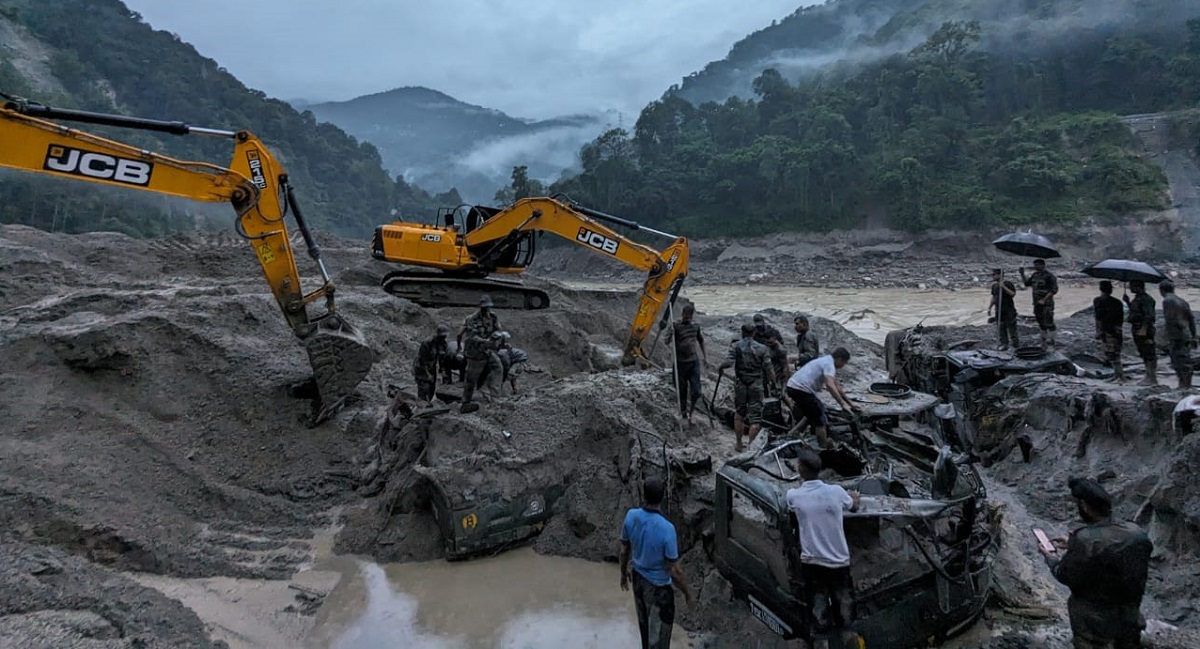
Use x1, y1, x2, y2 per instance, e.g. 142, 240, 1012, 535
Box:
303, 314, 375, 424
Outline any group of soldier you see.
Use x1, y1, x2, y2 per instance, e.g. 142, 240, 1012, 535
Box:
409, 295, 528, 411
670, 306, 854, 453
988, 258, 1197, 388
987, 258, 1060, 349
1095, 278, 1196, 388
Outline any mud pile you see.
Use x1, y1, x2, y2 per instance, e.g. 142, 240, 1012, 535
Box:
0, 224, 680, 646
6, 221, 1197, 647
890, 313, 1200, 645
0, 223, 883, 646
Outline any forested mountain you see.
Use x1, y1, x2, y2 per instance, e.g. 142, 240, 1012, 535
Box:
0, 0, 454, 238
306, 87, 605, 204
551, 0, 1200, 235
673, 0, 1197, 106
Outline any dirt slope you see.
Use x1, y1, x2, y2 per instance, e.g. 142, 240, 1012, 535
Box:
5, 223, 1199, 647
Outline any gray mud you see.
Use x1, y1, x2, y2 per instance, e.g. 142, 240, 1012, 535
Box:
3, 223, 1199, 647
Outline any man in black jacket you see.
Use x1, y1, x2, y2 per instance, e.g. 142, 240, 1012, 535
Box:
1094, 281, 1125, 382
1040, 477, 1153, 649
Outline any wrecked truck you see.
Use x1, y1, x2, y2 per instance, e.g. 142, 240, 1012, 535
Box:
713, 388, 995, 648
886, 326, 1074, 462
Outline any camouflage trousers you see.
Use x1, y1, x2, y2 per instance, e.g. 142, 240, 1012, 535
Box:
1099, 328, 1123, 364
1168, 339, 1193, 376
1034, 302, 1056, 332
1133, 329, 1156, 362
413, 365, 438, 401
462, 352, 502, 404
997, 318, 1019, 348
734, 380, 765, 425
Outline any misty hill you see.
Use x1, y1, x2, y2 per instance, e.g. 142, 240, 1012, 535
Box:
306, 87, 606, 204
0, 0, 454, 238
554, 2, 1200, 237
673, 0, 1199, 106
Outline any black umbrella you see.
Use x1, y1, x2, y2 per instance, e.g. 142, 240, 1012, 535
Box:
992, 232, 1062, 258
1081, 259, 1165, 283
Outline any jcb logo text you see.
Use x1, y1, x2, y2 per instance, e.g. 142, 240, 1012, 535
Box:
44, 145, 153, 186
420, 233, 442, 242
576, 227, 619, 255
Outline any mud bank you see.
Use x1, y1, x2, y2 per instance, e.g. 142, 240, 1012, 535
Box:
889, 309, 1200, 646
0, 224, 669, 646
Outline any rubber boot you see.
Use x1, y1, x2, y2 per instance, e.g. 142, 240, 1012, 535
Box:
1048, 331, 1056, 349
1140, 360, 1159, 386
1179, 371, 1192, 390
1039, 332, 1047, 348
1111, 362, 1125, 383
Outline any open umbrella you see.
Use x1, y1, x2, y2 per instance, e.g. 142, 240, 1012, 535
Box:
992, 232, 1062, 259
1081, 259, 1165, 283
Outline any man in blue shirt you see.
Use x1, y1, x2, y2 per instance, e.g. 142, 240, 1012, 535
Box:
619, 475, 693, 649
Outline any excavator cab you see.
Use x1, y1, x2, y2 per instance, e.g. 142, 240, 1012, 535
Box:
0, 97, 374, 422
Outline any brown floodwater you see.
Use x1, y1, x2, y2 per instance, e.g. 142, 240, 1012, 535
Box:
308, 548, 692, 649
566, 282, 1200, 344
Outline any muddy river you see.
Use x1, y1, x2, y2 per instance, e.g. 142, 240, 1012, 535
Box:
174, 284, 1200, 648
572, 282, 1200, 344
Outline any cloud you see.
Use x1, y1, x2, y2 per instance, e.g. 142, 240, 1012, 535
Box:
456, 120, 610, 184
123, 0, 807, 120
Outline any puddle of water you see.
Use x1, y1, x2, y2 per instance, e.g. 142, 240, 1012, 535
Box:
309, 548, 692, 649
563, 282, 1200, 345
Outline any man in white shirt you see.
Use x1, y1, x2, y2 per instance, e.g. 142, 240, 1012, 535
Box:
786, 448, 860, 649
784, 347, 855, 449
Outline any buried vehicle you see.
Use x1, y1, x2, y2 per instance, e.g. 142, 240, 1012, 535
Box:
886, 326, 1075, 463
713, 388, 995, 648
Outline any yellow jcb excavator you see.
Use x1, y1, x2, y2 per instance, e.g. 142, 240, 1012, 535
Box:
371, 196, 689, 365
0, 95, 374, 422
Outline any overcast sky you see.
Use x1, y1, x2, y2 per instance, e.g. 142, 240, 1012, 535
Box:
123, 0, 805, 120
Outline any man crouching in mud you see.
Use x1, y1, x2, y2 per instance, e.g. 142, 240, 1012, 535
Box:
1040, 477, 1152, 649
620, 475, 693, 649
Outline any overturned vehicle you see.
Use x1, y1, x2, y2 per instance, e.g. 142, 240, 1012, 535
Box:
713, 388, 995, 648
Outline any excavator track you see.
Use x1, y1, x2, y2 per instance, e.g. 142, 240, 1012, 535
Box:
381, 270, 551, 310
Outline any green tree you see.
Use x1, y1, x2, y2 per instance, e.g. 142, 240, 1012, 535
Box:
493, 165, 545, 204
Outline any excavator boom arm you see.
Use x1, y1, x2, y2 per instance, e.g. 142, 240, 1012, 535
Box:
0, 99, 373, 420
463, 197, 689, 365
463, 197, 663, 272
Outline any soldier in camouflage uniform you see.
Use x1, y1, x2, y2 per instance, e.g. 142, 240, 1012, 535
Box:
1124, 281, 1158, 386
1020, 258, 1059, 348
459, 295, 502, 409
719, 324, 775, 452
793, 315, 820, 369
1159, 279, 1196, 389
752, 314, 788, 393
1040, 478, 1152, 649
412, 324, 450, 402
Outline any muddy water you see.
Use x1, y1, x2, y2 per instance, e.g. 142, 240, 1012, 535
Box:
308, 548, 692, 649
567, 282, 1200, 344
